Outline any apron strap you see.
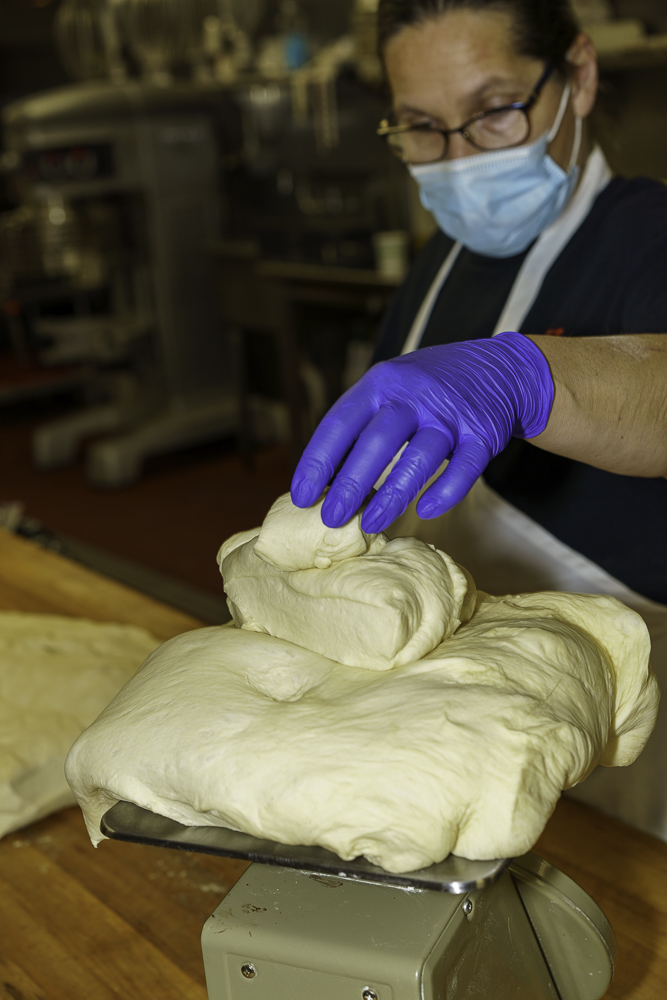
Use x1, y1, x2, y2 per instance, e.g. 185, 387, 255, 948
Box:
400, 146, 613, 354
401, 241, 462, 355
492, 146, 613, 335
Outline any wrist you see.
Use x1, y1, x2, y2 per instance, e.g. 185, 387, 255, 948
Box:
494, 331, 555, 439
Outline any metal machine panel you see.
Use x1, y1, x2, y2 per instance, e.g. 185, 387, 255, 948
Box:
224, 956, 393, 1000
135, 112, 230, 403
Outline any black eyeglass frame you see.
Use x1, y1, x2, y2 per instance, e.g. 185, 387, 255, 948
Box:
377, 64, 556, 163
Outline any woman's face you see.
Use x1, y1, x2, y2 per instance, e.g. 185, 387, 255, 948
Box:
383, 9, 597, 170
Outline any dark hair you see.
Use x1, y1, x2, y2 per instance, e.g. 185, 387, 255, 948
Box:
377, 0, 580, 72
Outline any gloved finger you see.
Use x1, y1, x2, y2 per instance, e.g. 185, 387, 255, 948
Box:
320, 402, 419, 528
291, 382, 380, 508
416, 437, 492, 519
361, 426, 454, 534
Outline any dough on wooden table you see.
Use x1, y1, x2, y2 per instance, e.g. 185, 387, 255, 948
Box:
0, 612, 159, 838
66, 588, 658, 870
219, 493, 474, 670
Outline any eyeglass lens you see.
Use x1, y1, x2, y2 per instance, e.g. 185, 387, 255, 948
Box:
387, 107, 531, 163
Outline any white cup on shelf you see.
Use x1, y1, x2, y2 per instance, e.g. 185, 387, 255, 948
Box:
372, 229, 409, 280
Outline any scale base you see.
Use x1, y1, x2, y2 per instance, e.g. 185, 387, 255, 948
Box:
100, 803, 615, 1000
201, 857, 615, 1000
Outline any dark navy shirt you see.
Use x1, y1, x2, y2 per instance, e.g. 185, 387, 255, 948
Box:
373, 176, 667, 604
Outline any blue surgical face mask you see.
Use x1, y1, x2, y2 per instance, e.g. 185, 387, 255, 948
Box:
409, 83, 582, 258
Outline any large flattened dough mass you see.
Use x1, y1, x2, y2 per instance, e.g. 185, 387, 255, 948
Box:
66, 589, 658, 871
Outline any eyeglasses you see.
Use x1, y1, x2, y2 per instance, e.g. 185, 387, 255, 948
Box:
377, 64, 555, 164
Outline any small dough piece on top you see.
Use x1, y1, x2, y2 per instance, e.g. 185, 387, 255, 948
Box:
253, 491, 380, 570
218, 493, 473, 671
65, 591, 658, 870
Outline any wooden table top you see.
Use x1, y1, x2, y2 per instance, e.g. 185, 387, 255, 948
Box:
1, 528, 666, 999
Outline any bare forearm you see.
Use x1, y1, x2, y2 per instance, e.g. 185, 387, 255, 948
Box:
526, 334, 667, 477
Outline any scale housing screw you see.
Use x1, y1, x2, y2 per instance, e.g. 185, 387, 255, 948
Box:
362, 990, 379, 1000
241, 963, 257, 979
462, 900, 473, 915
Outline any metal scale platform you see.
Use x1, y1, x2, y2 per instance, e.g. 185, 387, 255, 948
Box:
102, 801, 616, 1000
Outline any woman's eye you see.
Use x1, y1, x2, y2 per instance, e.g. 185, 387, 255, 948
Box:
478, 108, 518, 134
394, 110, 438, 128
480, 93, 523, 111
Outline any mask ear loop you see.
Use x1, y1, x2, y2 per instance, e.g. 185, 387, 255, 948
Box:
547, 81, 571, 143
546, 79, 582, 174
568, 115, 583, 173
561, 48, 583, 173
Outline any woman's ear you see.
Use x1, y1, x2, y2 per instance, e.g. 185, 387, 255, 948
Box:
568, 32, 599, 119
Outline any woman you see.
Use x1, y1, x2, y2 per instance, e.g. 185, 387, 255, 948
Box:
291, 0, 667, 839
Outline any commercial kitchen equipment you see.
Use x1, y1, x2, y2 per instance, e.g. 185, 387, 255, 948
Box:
2, 80, 238, 486
102, 799, 616, 1000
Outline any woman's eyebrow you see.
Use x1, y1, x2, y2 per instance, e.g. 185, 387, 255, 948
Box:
394, 76, 529, 121
471, 74, 523, 96
393, 102, 439, 118
463, 75, 527, 107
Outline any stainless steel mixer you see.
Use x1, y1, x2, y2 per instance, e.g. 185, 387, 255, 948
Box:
2, 80, 238, 486
102, 800, 616, 1000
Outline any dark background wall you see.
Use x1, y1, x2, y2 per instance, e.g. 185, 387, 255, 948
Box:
0, 0, 66, 103
615, 0, 667, 32
593, 0, 667, 179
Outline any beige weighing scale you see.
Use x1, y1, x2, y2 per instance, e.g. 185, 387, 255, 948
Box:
102, 801, 615, 1000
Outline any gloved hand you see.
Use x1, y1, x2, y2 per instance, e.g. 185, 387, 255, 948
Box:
291, 331, 554, 533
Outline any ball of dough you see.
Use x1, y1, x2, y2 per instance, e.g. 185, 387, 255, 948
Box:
218, 493, 474, 671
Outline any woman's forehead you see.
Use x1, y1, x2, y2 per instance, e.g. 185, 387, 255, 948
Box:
384, 9, 542, 113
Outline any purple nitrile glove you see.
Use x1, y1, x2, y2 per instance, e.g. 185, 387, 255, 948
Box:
291, 331, 554, 533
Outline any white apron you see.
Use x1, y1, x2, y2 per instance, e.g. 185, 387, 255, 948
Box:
389, 147, 667, 841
